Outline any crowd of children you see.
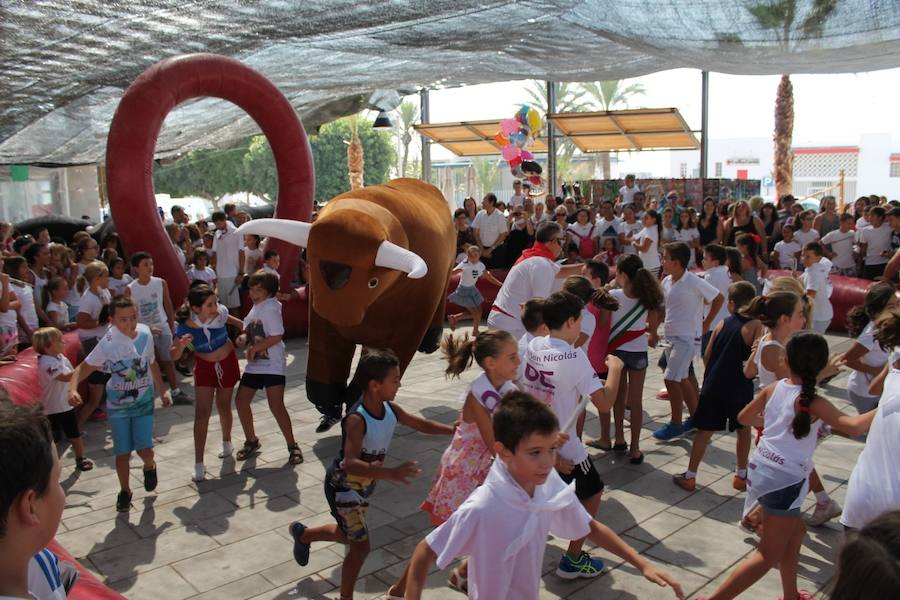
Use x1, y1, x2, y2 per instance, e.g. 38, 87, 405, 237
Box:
2, 190, 900, 600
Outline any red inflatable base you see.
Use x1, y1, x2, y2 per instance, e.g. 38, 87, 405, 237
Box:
0, 333, 125, 600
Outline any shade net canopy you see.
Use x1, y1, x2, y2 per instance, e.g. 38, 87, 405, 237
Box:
2, 0, 899, 165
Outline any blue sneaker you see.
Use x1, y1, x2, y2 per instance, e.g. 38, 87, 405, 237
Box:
556, 551, 605, 579
653, 421, 685, 441
289, 522, 310, 566
682, 417, 696, 433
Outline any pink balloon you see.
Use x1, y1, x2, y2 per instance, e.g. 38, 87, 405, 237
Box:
500, 119, 519, 136
501, 144, 521, 160
521, 150, 534, 160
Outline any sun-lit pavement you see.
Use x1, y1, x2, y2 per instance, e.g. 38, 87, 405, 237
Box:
56, 329, 861, 599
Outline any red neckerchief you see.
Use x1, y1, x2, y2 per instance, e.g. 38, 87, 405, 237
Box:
514, 242, 557, 266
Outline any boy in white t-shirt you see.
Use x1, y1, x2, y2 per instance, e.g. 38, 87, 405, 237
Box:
700, 244, 731, 355
403, 393, 684, 600
656, 242, 723, 441
802, 241, 834, 334
521, 291, 623, 579
821, 213, 857, 276
773, 224, 802, 270
233, 271, 302, 465
857, 206, 891, 280
516, 298, 549, 386
211, 210, 246, 313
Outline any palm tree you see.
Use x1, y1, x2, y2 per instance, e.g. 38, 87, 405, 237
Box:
580, 80, 646, 179
471, 157, 499, 197
347, 115, 364, 190
745, 0, 837, 198
392, 100, 419, 178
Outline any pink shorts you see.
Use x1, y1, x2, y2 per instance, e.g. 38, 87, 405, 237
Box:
194, 351, 240, 389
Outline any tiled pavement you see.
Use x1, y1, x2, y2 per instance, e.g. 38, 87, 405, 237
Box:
57, 330, 862, 599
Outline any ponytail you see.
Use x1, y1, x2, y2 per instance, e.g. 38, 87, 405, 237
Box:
616, 254, 663, 311
785, 331, 829, 439
847, 282, 895, 338
743, 291, 800, 328
442, 329, 514, 379
589, 288, 619, 312
175, 282, 215, 324
874, 306, 900, 351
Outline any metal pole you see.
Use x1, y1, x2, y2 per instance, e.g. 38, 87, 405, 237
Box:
700, 70, 709, 179
546, 80, 557, 197
419, 89, 431, 183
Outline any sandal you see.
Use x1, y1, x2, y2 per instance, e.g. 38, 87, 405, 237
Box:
76, 457, 94, 471
629, 452, 644, 465
612, 442, 628, 453
287, 444, 304, 465
585, 439, 612, 451
448, 565, 468, 594
236, 438, 261, 460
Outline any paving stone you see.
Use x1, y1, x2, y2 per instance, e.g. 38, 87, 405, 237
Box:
108, 565, 197, 600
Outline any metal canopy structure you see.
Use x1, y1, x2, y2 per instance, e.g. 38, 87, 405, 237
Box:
415, 108, 697, 157
414, 120, 548, 157
548, 108, 699, 153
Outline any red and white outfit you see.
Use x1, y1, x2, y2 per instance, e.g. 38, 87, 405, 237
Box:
487, 245, 559, 339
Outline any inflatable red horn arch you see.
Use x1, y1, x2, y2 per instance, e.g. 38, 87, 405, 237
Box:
106, 53, 314, 306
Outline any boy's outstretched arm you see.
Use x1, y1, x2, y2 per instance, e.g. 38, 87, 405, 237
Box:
404, 539, 437, 600
586, 520, 685, 599
391, 403, 455, 436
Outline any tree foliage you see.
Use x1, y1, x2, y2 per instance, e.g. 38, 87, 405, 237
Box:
153, 116, 395, 205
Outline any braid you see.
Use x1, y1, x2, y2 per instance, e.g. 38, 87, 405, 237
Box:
785, 331, 829, 439
791, 373, 817, 439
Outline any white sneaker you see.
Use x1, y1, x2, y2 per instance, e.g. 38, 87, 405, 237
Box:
192, 463, 206, 482
807, 499, 842, 526
218, 441, 234, 459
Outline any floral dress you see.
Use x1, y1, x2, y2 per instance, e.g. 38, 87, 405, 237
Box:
421, 373, 517, 524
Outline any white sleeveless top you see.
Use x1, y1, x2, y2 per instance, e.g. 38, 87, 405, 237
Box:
128, 277, 167, 326
756, 379, 822, 477
469, 372, 517, 414
755, 337, 784, 387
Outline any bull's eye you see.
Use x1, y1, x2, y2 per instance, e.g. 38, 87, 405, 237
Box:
368, 277, 379, 289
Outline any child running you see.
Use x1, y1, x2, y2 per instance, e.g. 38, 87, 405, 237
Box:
34, 327, 93, 472
233, 271, 302, 465
702, 331, 874, 600
288, 349, 454, 600
522, 291, 623, 578
390, 329, 519, 597
447, 245, 503, 334
403, 393, 685, 600
70, 296, 171, 511
672, 282, 761, 491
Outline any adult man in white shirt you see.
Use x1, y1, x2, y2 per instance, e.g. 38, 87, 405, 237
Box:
594, 200, 623, 250
211, 210, 245, 314
857, 206, 891, 280
487, 222, 583, 339
472, 193, 508, 268
619, 174, 640, 206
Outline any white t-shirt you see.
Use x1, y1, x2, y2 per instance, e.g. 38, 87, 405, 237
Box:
128, 277, 167, 327
847, 322, 889, 398
820, 229, 856, 270
426, 459, 591, 600
841, 364, 900, 530
609, 290, 648, 352
858, 223, 891, 265
242, 297, 286, 375
674, 228, 700, 268
212, 222, 245, 277
77, 288, 111, 340
187, 266, 217, 284
28, 548, 67, 600
45, 301, 69, 328
773, 240, 801, 270
662, 271, 721, 338
85, 324, 157, 414
487, 257, 560, 338
567, 222, 594, 241
701, 265, 731, 331
635, 226, 660, 270
793, 228, 820, 249
472, 209, 508, 248
802, 257, 834, 322
522, 336, 603, 464
578, 309, 595, 351
37, 354, 74, 415
456, 260, 486, 287
243, 247, 263, 274
620, 220, 642, 254
11, 281, 38, 337
856, 216, 870, 230
619, 184, 640, 205
516, 331, 534, 385
508, 193, 526, 209
593, 217, 622, 242
107, 274, 133, 297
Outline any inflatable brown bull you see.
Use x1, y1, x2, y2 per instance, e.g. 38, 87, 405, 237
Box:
239, 178, 455, 429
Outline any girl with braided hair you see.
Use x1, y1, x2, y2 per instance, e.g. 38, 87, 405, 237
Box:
703, 332, 876, 600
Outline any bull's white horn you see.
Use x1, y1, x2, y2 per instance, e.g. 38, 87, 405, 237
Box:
236, 219, 310, 247
375, 241, 428, 278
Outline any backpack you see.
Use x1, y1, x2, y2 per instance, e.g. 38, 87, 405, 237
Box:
570, 225, 595, 259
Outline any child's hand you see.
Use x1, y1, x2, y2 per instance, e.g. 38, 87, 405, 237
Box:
276, 291, 293, 301
555, 456, 575, 475
150, 326, 162, 336
68, 391, 82, 407
390, 460, 422, 484
554, 431, 570, 448
648, 331, 659, 348
176, 334, 193, 348
605, 354, 624, 372
0, 272, 7, 285
160, 390, 172, 407
246, 344, 258, 361
235, 334, 247, 348
640, 564, 685, 599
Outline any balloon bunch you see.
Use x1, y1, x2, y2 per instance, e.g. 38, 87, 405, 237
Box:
495, 105, 544, 194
